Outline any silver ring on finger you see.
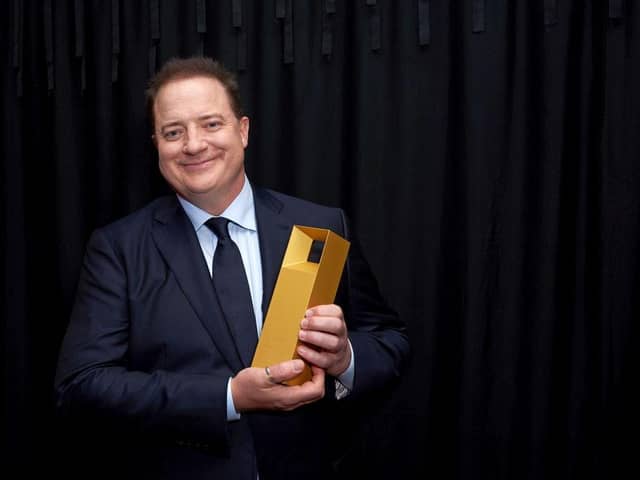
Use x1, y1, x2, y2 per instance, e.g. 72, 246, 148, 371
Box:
265, 366, 277, 384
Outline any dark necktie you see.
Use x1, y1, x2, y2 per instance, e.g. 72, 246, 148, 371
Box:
205, 217, 258, 367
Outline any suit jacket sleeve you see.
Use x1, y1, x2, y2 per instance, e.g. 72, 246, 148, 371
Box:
54, 227, 230, 448
335, 209, 410, 400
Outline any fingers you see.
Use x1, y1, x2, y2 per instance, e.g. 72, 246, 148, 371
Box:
301, 305, 345, 337
273, 367, 326, 411
262, 363, 326, 410
265, 359, 305, 384
299, 328, 343, 352
296, 340, 351, 375
300, 304, 347, 354
305, 304, 343, 319
296, 343, 329, 368
231, 363, 325, 412
298, 304, 351, 377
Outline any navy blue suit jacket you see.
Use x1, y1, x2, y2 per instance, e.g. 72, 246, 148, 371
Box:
55, 186, 409, 479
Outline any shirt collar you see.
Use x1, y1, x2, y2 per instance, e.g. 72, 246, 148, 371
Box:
177, 175, 257, 233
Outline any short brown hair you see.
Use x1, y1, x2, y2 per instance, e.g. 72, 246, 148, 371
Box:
145, 56, 244, 132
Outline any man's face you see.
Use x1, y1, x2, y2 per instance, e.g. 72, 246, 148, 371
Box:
153, 75, 249, 214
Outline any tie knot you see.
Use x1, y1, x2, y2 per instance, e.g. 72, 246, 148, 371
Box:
206, 217, 231, 242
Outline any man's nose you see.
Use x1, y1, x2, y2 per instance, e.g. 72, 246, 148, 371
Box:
183, 127, 207, 154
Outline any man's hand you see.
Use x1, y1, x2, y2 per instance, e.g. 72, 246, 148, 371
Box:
296, 304, 352, 377
230, 360, 325, 412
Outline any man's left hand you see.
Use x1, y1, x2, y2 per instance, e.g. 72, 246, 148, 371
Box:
297, 304, 351, 377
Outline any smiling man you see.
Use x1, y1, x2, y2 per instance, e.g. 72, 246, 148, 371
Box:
54, 57, 410, 480
153, 74, 249, 215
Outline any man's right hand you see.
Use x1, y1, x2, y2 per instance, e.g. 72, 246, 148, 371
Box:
230, 360, 325, 412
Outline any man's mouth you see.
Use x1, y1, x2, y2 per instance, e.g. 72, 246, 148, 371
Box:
180, 158, 214, 167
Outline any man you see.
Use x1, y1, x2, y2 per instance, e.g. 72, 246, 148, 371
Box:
54, 56, 409, 479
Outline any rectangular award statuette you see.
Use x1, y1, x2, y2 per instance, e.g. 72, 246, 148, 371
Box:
251, 225, 350, 385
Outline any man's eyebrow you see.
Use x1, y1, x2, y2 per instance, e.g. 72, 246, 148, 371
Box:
159, 113, 227, 131
159, 120, 182, 131
198, 113, 225, 121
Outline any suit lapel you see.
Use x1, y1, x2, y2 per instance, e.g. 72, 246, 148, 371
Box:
253, 188, 294, 316
151, 198, 244, 372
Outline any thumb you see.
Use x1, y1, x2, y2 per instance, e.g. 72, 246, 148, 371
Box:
266, 359, 306, 383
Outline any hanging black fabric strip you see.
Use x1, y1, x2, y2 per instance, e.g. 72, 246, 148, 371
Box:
112, 0, 119, 82
238, 27, 247, 71
609, 0, 623, 19
369, 4, 381, 51
74, 0, 85, 92
150, 0, 160, 40
366, 0, 376, 5
283, 0, 294, 64
321, 25, 332, 56
322, 0, 334, 57
44, 0, 54, 90
197, 0, 206, 54
321, 18, 332, 56
275, 0, 285, 19
17, 67, 23, 97
196, 0, 206, 33
149, 0, 160, 75
418, 0, 430, 46
13, 0, 22, 68
232, 0, 242, 28
81, 56, 86, 92
74, 0, 84, 56
544, 0, 558, 26
233, 0, 246, 70
149, 45, 157, 76
112, 0, 120, 54
13, 0, 23, 96
472, 0, 485, 33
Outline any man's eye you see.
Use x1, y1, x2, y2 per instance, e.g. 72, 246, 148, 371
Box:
163, 130, 182, 140
206, 121, 222, 130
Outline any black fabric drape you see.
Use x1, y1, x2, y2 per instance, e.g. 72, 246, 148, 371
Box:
2, 2, 638, 479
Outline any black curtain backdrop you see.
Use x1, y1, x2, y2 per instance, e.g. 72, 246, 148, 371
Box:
2, 1, 639, 479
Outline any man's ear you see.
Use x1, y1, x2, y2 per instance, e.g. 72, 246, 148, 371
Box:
240, 116, 250, 148
151, 134, 158, 148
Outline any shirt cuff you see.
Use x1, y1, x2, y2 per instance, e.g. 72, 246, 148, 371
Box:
335, 341, 355, 399
226, 377, 241, 421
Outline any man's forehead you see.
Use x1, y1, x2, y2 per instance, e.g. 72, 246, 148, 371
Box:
154, 76, 232, 115
156, 76, 230, 103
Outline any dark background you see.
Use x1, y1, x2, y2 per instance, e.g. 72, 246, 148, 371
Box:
2, 1, 639, 479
